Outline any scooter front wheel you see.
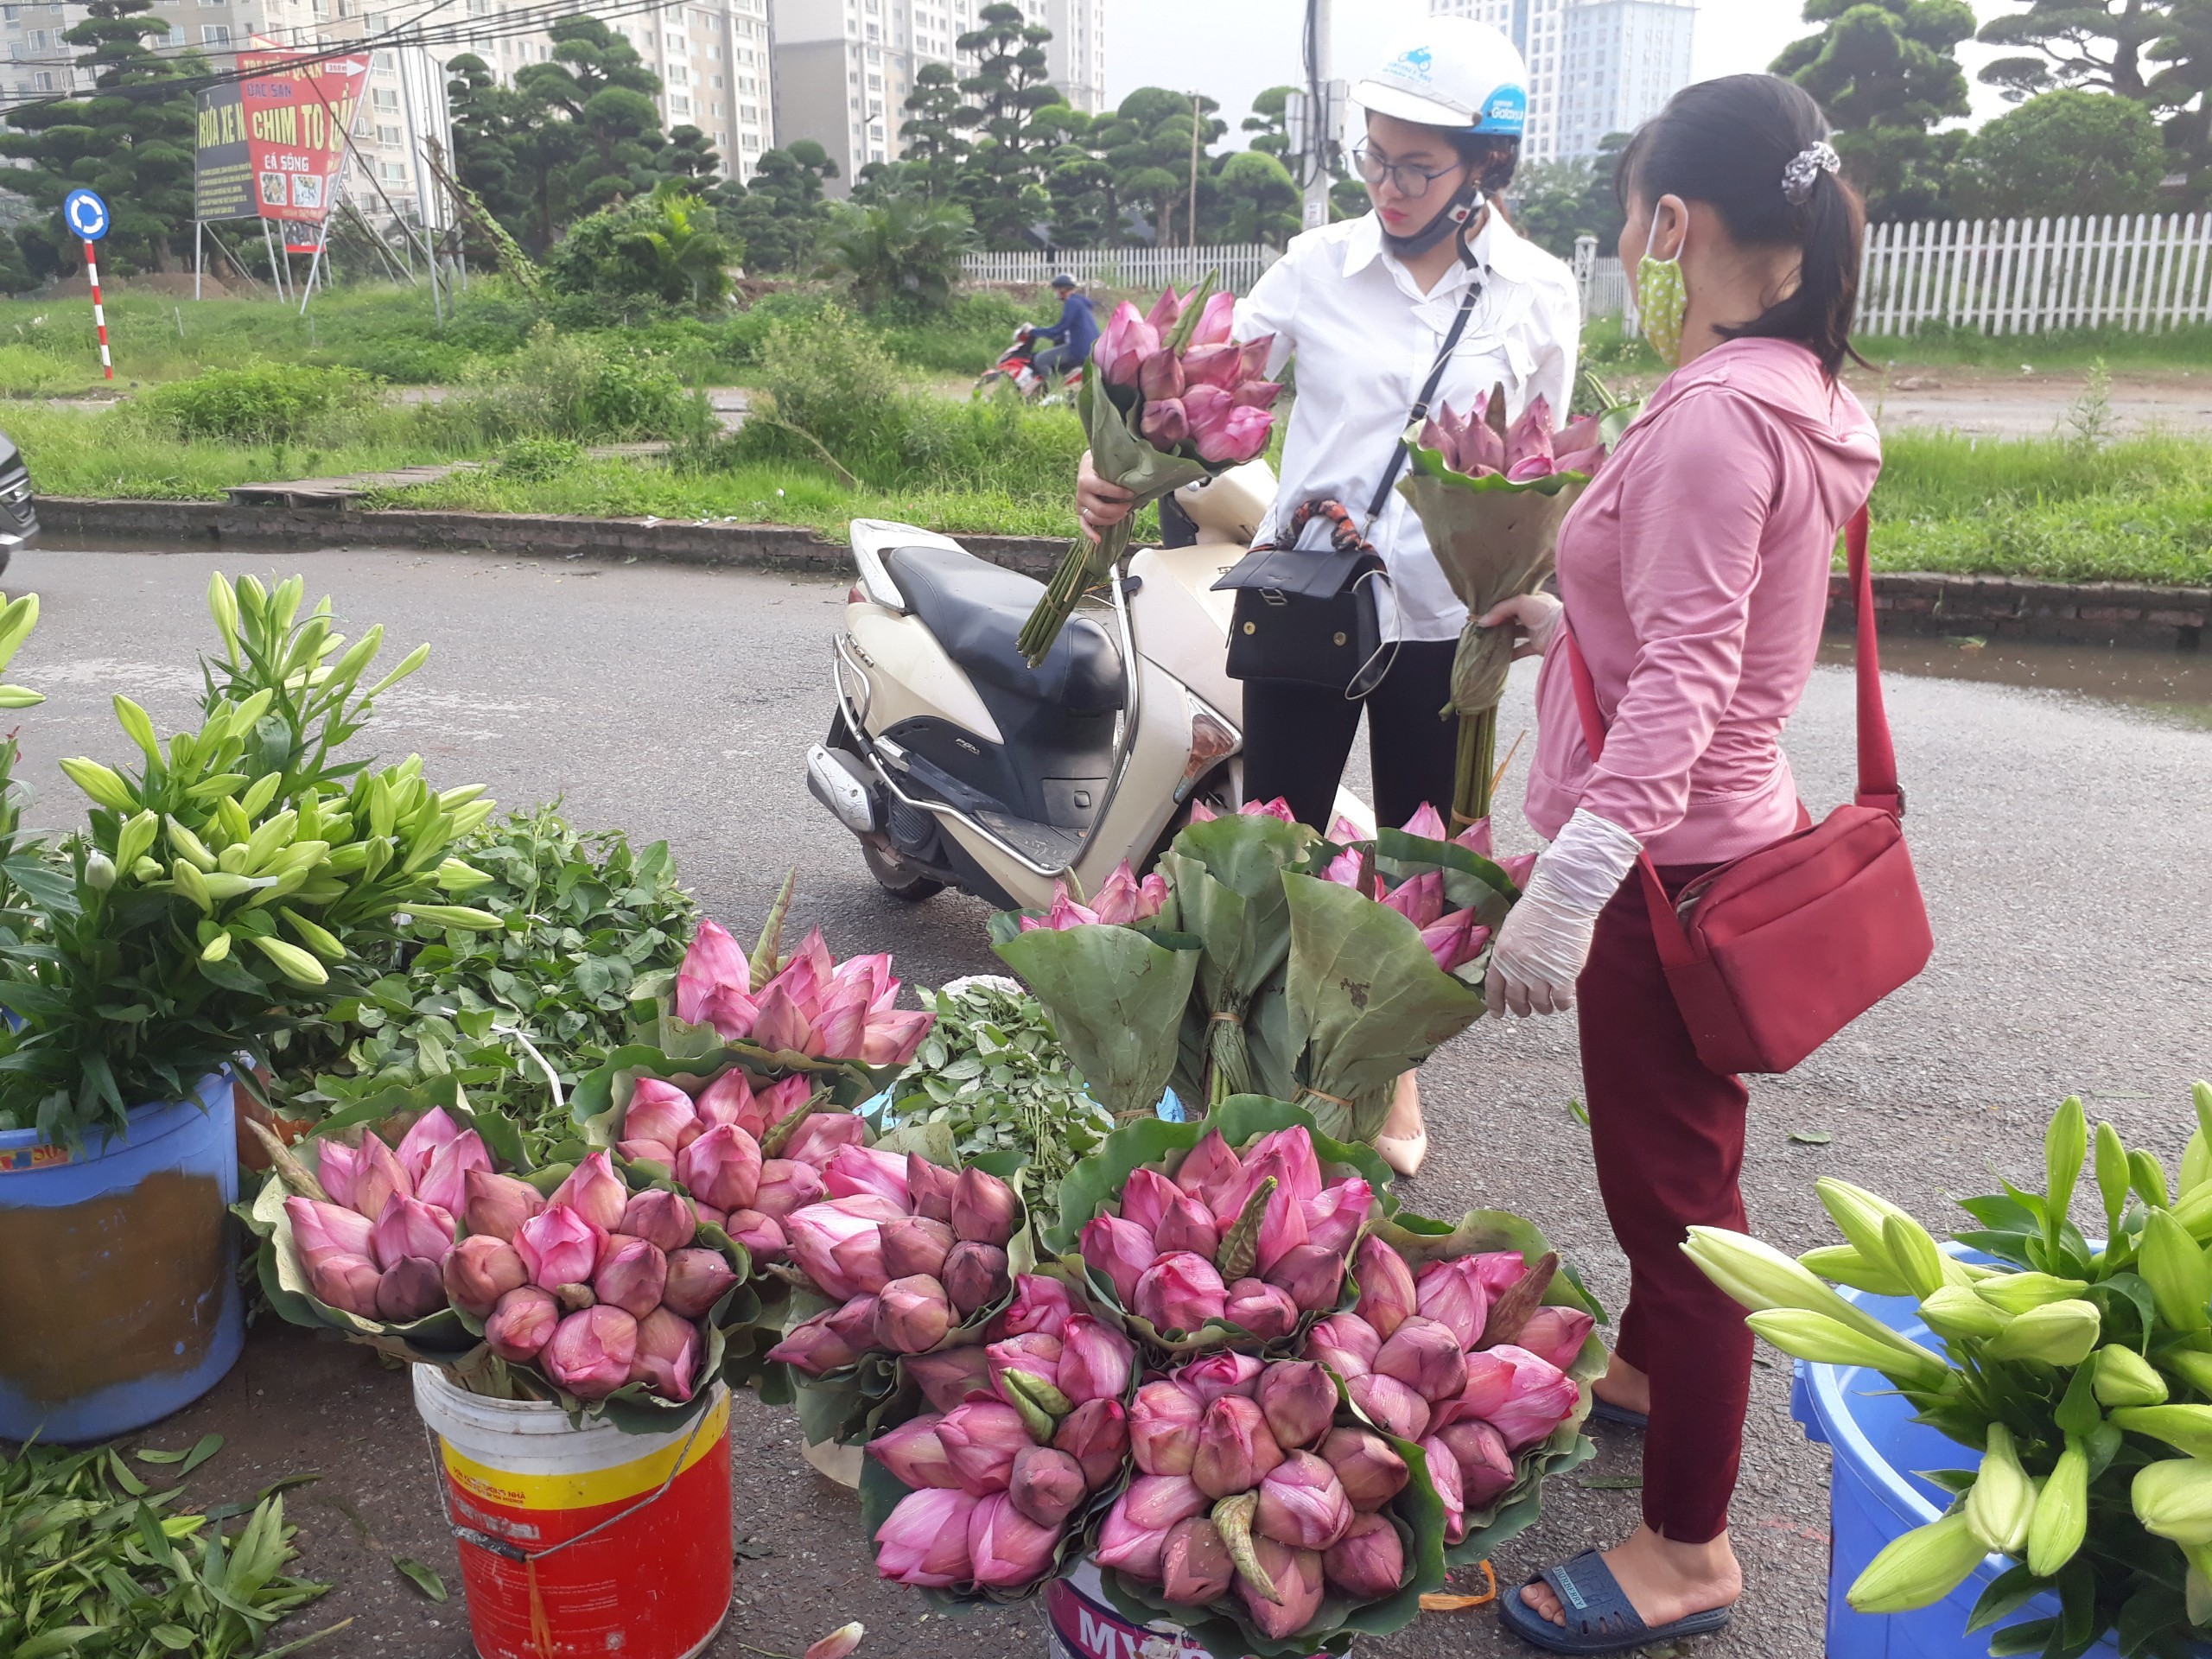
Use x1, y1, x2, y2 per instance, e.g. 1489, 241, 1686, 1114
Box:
862, 838, 944, 902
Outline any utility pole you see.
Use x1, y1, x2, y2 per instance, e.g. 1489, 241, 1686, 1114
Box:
1302, 0, 1334, 232
1187, 90, 1202, 247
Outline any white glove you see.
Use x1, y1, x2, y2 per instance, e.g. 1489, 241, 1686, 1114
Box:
1485, 809, 1643, 1017
1476, 591, 1564, 660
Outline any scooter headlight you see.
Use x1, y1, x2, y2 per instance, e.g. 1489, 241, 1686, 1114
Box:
1176, 691, 1241, 802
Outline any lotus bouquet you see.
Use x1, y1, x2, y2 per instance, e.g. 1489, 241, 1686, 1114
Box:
672, 915, 934, 1068
1017, 275, 1281, 667
1692, 1084, 2212, 1656
1396, 386, 1636, 830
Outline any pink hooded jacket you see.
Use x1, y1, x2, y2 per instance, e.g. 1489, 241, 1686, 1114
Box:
1525, 337, 1884, 865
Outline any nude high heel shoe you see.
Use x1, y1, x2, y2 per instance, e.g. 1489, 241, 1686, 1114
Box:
1372, 1071, 1428, 1178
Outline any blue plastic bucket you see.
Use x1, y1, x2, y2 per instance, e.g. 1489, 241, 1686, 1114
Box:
1793, 1279, 2120, 1658
0, 1072, 244, 1442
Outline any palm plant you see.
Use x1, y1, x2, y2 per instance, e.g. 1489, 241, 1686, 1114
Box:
819, 195, 976, 313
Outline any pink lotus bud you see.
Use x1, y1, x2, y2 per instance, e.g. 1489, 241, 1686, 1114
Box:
1306, 1313, 1382, 1378
1130, 1379, 1205, 1475
314, 1138, 362, 1210
767, 1303, 867, 1376
967, 1490, 1064, 1589
1347, 1373, 1431, 1441
830, 1226, 891, 1297
1505, 395, 1556, 473
1021, 882, 1097, 933
462, 1170, 544, 1243
786, 1199, 885, 1300
1301, 1179, 1373, 1255
1055, 1397, 1128, 1489
542, 1306, 639, 1400
1233, 378, 1282, 410
1119, 1166, 1182, 1234
618, 1138, 678, 1169
623, 1078, 698, 1151
1264, 1244, 1346, 1313
1255, 1449, 1354, 1550
869, 1413, 958, 1491
905, 1154, 959, 1222
1516, 1306, 1597, 1372
1192, 1393, 1286, 1499
632, 1306, 701, 1402
1160, 1516, 1232, 1605
1008, 1444, 1088, 1528
908, 1345, 993, 1414
937, 1400, 1032, 1495
880, 1216, 953, 1280
1400, 801, 1448, 839
1058, 1314, 1135, 1406
1238, 334, 1274, 381
825, 1143, 911, 1208
1079, 1215, 1156, 1306
1319, 1427, 1408, 1513
1243, 1128, 1324, 1203
995, 1274, 1072, 1339
1257, 1360, 1338, 1451
693, 1067, 760, 1137
1375, 1315, 1468, 1404
1251, 1171, 1311, 1273
950, 1166, 1017, 1247
1095, 301, 1162, 386
987, 1332, 1063, 1404
781, 1112, 865, 1169
372, 1193, 455, 1273
1423, 1433, 1467, 1543
1242, 1535, 1325, 1641
1135, 1252, 1228, 1336
876, 1274, 954, 1354
1137, 346, 1185, 402
1323, 1510, 1405, 1599
376, 1255, 447, 1322
516, 1203, 605, 1291
444, 1233, 527, 1318
1196, 404, 1272, 466
1096, 1475, 1209, 1580
874, 1487, 977, 1586
1224, 1278, 1299, 1341
307, 1252, 383, 1319
944, 1241, 1011, 1317
594, 1235, 669, 1318
416, 1130, 491, 1217
696, 1205, 728, 1230
662, 1246, 740, 1318
1144, 284, 1185, 331
753, 1158, 826, 1220
1180, 341, 1243, 388
1379, 868, 1446, 929
1191, 289, 1236, 346
1173, 1128, 1244, 1215
1433, 1350, 1516, 1430
395, 1105, 461, 1184
286, 1196, 375, 1269
803, 1624, 865, 1659
1351, 1236, 1416, 1338
550, 1150, 629, 1234
747, 980, 813, 1054
1438, 1419, 1516, 1509
1153, 1193, 1220, 1261
1181, 382, 1231, 445
347, 1131, 412, 1221
677, 917, 752, 1023
1420, 909, 1491, 974
617, 1188, 698, 1254
1473, 1249, 1535, 1294
1181, 1351, 1264, 1406
485, 1284, 559, 1362
676, 1124, 763, 1213
1487, 1344, 1580, 1449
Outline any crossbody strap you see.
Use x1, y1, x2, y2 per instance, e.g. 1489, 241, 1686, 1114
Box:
1362, 266, 1486, 526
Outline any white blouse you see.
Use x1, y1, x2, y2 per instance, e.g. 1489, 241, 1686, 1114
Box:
1235, 211, 1585, 643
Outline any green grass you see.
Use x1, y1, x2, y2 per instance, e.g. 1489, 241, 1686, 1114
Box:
1853, 320, 2212, 373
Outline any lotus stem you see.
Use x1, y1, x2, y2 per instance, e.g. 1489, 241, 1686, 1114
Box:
1020, 521, 1130, 666
1452, 709, 1497, 831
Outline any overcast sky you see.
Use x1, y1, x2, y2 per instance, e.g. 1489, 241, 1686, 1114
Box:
1103, 1, 2012, 144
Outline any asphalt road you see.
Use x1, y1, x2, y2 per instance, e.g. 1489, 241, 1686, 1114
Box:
9, 543, 2210, 1659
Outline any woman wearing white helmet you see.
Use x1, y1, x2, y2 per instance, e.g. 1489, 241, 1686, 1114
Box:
1077, 16, 1582, 1173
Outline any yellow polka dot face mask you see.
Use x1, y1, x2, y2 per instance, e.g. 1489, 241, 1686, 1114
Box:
1637, 214, 1688, 368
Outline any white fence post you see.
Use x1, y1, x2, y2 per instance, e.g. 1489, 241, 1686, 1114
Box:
1846, 213, 2212, 336
960, 244, 1285, 296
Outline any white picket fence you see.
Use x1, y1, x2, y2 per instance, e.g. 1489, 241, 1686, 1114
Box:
963, 244, 1283, 295
1856, 214, 2212, 335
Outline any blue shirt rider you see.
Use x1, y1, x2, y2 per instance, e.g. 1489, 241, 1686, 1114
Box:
1028, 274, 1097, 380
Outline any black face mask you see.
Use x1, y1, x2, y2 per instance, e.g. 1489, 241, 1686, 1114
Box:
1381, 180, 1485, 262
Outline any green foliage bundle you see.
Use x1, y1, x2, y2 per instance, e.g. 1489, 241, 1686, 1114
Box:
142, 365, 379, 447
820, 197, 976, 314
543, 186, 737, 309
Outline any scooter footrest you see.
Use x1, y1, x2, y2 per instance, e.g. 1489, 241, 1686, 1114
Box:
973, 811, 1084, 870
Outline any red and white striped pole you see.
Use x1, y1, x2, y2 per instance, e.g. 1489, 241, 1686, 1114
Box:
84, 238, 112, 381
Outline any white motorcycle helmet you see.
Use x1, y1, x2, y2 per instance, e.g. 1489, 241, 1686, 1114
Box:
1351, 18, 1529, 257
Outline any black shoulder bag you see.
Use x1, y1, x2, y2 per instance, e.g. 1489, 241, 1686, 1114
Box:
1213, 268, 1485, 697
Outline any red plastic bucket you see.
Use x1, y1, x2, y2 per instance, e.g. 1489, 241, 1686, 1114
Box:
1046, 1559, 1321, 1659
413, 1367, 733, 1659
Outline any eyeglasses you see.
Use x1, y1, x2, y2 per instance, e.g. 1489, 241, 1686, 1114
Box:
1351, 143, 1464, 200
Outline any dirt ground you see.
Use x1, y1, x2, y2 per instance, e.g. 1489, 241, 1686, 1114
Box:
1840, 362, 2212, 437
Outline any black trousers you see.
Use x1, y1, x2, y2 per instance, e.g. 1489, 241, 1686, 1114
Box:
1030, 341, 1084, 378
1240, 639, 1459, 833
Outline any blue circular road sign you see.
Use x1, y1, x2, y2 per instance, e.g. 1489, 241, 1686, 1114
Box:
62, 188, 110, 242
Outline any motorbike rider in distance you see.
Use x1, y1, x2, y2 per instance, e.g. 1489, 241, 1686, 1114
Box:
1027, 273, 1100, 381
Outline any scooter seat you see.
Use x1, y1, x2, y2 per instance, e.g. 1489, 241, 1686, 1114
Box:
887, 543, 1124, 714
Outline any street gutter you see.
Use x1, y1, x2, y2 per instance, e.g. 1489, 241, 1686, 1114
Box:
33, 497, 2209, 651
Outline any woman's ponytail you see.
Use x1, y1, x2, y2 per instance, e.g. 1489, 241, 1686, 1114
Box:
1617, 74, 1866, 377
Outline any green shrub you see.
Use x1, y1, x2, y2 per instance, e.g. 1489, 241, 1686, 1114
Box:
741, 302, 906, 464
461, 326, 713, 442
543, 188, 736, 310
498, 435, 587, 479
141, 363, 378, 443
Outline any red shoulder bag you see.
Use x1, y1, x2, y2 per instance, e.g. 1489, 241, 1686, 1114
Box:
1561, 505, 1934, 1076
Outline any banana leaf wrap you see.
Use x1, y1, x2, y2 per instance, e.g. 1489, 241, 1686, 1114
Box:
990, 914, 1202, 1122
1281, 873, 1487, 1142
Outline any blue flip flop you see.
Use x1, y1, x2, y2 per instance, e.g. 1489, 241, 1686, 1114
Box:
1588, 1396, 1649, 1431
1496, 1549, 1733, 1654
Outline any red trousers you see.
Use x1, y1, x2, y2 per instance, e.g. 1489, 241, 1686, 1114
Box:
1578, 862, 1752, 1545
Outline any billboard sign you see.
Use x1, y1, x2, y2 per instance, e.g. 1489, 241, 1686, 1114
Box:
195, 41, 371, 224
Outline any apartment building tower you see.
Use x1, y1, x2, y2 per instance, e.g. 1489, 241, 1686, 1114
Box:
1428, 0, 1694, 163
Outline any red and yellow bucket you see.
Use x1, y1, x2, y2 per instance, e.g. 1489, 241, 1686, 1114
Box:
413, 1366, 734, 1659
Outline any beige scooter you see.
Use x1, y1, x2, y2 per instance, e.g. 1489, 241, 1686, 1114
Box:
806, 465, 1375, 911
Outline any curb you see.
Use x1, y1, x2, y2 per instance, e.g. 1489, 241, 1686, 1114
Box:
33, 499, 2206, 651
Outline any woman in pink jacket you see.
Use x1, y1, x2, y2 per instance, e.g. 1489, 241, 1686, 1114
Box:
1486, 76, 1883, 1653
